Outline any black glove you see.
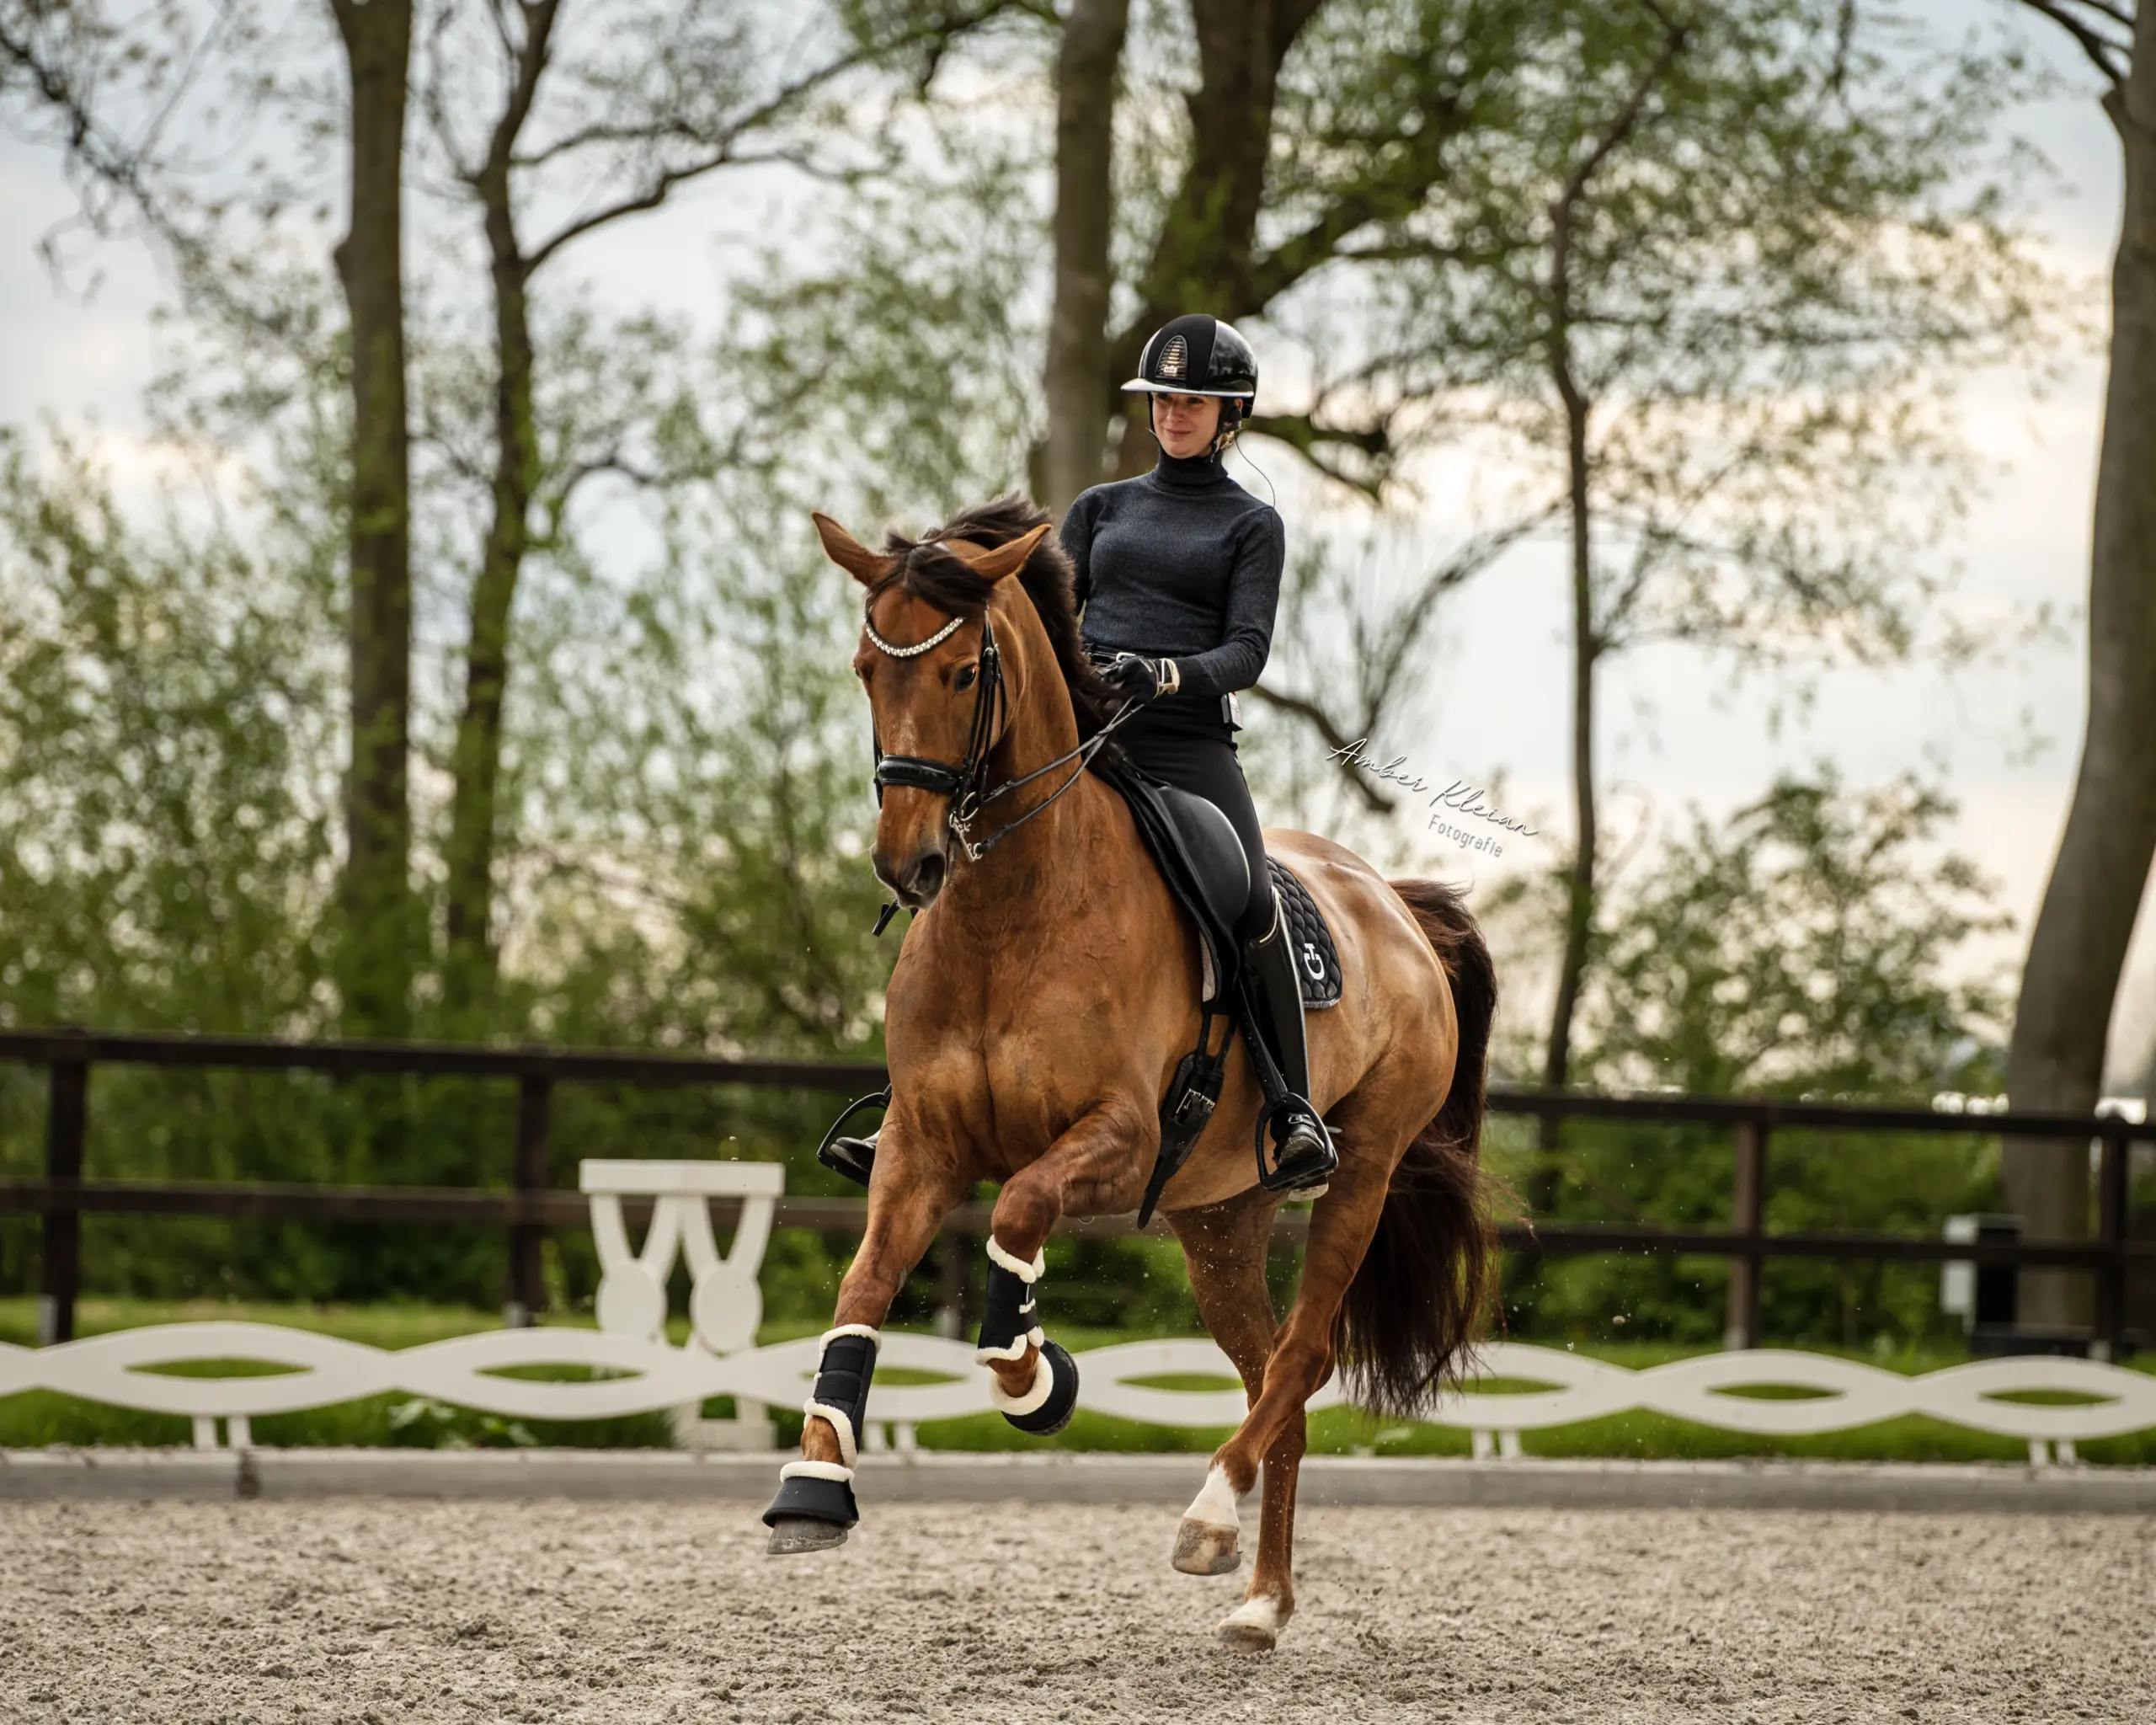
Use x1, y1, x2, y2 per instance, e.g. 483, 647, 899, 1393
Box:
1100, 653, 1181, 705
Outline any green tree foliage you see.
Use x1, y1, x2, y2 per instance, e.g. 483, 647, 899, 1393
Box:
1495, 772, 2014, 1348
1581, 776, 2010, 1100
1370, 0, 2049, 1098
0, 431, 342, 1037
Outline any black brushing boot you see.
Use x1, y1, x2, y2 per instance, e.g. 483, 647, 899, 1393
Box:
764, 1325, 879, 1553
977, 1242, 1081, 1436
1239, 894, 1338, 1194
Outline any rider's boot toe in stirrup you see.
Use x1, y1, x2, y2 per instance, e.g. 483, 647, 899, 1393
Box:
1261, 1103, 1337, 1194
821, 1128, 878, 1185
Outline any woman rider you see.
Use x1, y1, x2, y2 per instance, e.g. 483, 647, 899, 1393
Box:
1066, 312, 1334, 1188
821, 313, 1333, 1192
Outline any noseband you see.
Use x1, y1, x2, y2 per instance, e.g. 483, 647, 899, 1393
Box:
863, 593, 1136, 869
866, 604, 1006, 854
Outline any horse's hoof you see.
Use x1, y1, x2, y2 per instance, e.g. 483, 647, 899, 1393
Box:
1217, 1596, 1283, 1652
1172, 1517, 1241, 1575
766, 1516, 849, 1557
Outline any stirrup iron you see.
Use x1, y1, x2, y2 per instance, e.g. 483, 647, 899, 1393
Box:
1257, 1096, 1336, 1194
816, 1085, 890, 1188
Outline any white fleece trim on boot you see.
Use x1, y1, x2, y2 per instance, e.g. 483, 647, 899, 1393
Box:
984, 1237, 1047, 1281
974, 1326, 1045, 1365
801, 1399, 859, 1468
819, 1322, 883, 1347
778, 1459, 854, 1484
986, 1348, 1057, 1417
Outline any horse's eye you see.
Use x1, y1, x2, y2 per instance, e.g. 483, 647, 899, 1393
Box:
954, 664, 978, 691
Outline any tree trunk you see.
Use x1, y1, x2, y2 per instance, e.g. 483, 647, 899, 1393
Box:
1529, 28, 1682, 1145
1148, 0, 1315, 312
1042, 0, 1130, 520
2004, 18, 2156, 1331
1106, 0, 1328, 480
1543, 384, 1597, 1104
442, 184, 536, 1025
328, 0, 415, 1040
441, 2, 558, 1028
1540, 355, 1597, 1185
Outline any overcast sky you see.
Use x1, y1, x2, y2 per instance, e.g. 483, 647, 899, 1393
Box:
1, 0, 2148, 1088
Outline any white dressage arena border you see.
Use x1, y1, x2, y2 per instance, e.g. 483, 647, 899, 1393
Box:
6, 1158, 2152, 1468
3, 1327, 2153, 1466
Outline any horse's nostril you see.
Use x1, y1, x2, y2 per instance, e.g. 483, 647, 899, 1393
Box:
910, 852, 946, 903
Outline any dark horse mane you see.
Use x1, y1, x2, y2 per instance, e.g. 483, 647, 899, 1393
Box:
870, 493, 1129, 774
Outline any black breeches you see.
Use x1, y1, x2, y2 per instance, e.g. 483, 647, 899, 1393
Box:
1117, 709, 1275, 942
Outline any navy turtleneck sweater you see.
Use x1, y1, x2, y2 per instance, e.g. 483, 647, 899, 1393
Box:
1059, 449, 1285, 720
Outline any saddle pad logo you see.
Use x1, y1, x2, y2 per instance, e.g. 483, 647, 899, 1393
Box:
1157, 334, 1189, 380
1267, 857, 1342, 1009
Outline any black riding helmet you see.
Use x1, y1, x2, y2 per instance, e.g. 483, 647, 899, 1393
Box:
1123, 313, 1258, 431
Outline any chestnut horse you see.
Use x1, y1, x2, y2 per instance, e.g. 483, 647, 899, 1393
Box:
764, 494, 1497, 1651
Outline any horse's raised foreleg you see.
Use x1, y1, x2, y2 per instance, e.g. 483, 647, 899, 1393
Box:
1168, 1194, 1307, 1651
763, 1177, 953, 1555
975, 1101, 1151, 1430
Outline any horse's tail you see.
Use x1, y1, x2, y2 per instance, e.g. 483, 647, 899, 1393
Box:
1334, 877, 1501, 1417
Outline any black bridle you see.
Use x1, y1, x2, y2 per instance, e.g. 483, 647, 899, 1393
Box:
865, 597, 1138, 874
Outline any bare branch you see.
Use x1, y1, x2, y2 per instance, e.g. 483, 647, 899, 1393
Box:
1242, 408, 1396, 497
520, 2, 1013, 272
2015, 1, 2133, 85
1243, 684, 1401, 813
1251, 510, 1551, 815
1361, 512, 1556, 718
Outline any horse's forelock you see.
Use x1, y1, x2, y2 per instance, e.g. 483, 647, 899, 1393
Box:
871, 493, 1125, 764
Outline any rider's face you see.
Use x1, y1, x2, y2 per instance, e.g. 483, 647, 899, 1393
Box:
1150, 393, 1223, 460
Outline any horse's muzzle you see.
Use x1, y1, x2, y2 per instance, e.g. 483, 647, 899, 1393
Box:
874, 844, 947, 909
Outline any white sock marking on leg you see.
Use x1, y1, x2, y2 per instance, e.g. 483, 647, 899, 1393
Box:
1223, 1595, 1281, 1634
1184, 1463, 1240, 1531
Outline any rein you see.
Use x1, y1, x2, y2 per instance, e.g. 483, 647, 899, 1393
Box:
865, 596, 1139, 878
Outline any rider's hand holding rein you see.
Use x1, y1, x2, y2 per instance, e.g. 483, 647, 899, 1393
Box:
1101, 652, 1181, 706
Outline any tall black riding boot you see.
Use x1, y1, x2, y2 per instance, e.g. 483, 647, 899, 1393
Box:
1238, 895, 1337, 1193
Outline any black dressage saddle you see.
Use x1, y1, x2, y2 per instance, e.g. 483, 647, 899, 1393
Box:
1094, 756, 1342, 1011
1096, 757, 1248, 1003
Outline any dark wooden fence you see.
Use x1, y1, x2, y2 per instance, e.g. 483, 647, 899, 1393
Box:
3, 1028, 2148, 1352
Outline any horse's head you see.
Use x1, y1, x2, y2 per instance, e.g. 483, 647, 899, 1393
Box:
814, 509, 1051, 910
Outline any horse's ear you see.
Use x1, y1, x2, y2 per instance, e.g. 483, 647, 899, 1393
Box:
813, 511, 895, 587
943, 522, 1051, 585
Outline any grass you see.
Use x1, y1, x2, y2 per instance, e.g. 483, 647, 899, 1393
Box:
3, 1297, 2151, 1464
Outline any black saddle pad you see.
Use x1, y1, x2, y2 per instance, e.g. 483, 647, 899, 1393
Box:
1269, 857, 1342, 1008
